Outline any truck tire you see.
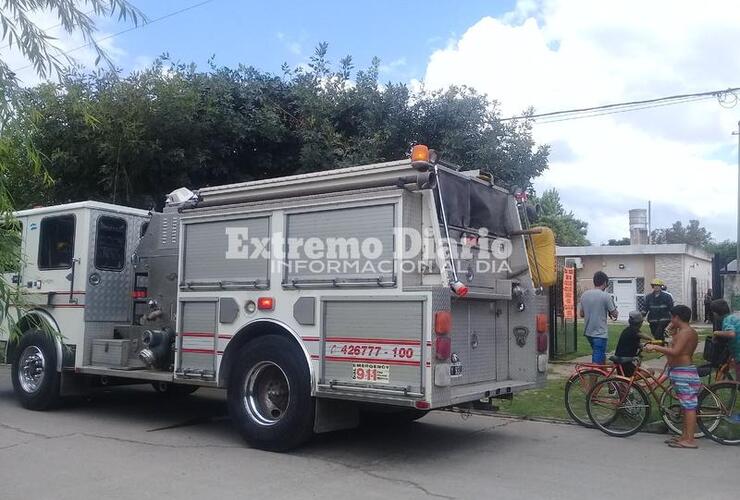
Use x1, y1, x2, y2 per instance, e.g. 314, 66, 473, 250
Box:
152, 382, 199, 397
227, 335, 314, 451
10, 330, 61, 410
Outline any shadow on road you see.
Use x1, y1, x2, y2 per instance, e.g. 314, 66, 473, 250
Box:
0, 379, 521, 459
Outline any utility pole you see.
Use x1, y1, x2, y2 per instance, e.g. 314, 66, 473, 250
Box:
737, 120, 740, 274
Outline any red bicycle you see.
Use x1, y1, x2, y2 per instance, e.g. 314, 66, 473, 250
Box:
564, 361, 625, 427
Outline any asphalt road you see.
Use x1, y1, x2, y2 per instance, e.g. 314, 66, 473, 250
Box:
1, 365, 738, 500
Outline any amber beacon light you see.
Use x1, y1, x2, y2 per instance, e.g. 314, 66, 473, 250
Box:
410, 144, 437, 171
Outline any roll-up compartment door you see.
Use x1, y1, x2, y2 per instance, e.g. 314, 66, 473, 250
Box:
182, 217, 270, 287
284, 204, 395, 285
321, 299, 423, 394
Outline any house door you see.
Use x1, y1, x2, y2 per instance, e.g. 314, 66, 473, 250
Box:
612, 279, 636, 321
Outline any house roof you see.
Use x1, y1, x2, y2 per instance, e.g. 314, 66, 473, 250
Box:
557, 244, 712, 261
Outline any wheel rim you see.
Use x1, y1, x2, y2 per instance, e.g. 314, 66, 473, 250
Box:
18, 345, 46, 394
565, 371, 604, 427
699, 383, 740, 444
588, 380, 649, 435
243, 361, 290, 426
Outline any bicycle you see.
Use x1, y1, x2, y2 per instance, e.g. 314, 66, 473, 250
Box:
564, 361, 625, 428
700, 335, 734, 384
696, 380, 740, 445
585, 342, 721, 438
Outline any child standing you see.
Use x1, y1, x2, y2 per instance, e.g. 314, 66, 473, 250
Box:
644, 305, 699, 449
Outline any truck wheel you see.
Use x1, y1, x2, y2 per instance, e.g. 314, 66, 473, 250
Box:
11, 330, 61, 410
227, 335, 314, 451
152, 382, 199, 397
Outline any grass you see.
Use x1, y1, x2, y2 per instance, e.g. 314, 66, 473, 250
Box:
499, 351, 724, 423
557, 323, 636, 361
496, 377, 569, 420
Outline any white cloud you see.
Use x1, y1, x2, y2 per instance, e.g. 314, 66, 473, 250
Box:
277, 32, 303, 56
421, 0, 740, 244
3, 9, 127, 86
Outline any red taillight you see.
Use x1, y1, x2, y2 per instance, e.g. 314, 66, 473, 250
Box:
434, 311, 451, 335
537, 331, 548, 354
131, 290, 147, 299
415, 400, 431, 410
536, 314, 548, 353
257, 297, 274, 311
536, 314, 548, 334
435, 336, 451, 360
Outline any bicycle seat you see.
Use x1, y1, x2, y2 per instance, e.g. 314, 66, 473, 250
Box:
609, 355, 637, 364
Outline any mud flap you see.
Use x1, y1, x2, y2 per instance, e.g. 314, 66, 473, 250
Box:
313, 398, 360, 434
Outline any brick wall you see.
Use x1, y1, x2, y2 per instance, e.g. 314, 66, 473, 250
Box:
654, 254, 684, 304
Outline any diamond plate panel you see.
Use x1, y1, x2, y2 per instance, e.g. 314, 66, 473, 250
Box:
85, 212, 149, 323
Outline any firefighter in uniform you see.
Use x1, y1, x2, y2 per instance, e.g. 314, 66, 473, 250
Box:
641, 278, 674, 341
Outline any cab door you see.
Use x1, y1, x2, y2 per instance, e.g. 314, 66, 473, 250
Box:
23, 212, 86, 306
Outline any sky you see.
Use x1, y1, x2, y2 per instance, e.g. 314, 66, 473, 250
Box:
6, 0, 740, 244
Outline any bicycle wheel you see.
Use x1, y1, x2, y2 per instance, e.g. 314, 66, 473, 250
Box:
587, 378, 650, 437
564, 369, 608, 428
659, 387, 717, 438
698, 382, 740, 445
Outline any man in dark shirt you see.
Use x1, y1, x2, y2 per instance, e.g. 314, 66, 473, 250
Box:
615, 311, 653, 376
641, 278, 674, 341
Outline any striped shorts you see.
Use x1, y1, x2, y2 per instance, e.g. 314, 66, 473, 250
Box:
668, 365, 701, 411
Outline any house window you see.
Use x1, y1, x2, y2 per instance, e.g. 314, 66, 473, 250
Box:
95, 216, 127, 271
38, 215, 75, 269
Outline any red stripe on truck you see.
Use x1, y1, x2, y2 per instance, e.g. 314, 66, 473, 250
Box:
324, 355, 420, 366
325, 337, 421, 346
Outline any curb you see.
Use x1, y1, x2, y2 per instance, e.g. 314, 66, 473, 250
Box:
446, 408, 670, 435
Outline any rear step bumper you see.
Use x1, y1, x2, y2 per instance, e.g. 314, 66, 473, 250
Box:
443, 380, 536, 407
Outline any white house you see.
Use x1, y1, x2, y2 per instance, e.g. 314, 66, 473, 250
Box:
557, 244, 713, 322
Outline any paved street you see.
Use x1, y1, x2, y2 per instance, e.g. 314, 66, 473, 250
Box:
0, 365, 738, 500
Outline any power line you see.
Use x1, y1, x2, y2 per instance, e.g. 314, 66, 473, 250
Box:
0, 9, 97, 52
501, 86, 740, 123
11, 0, 216, 73
536, 95, 716, 124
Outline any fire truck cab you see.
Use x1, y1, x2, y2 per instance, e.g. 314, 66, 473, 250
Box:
2, 149, 554, 451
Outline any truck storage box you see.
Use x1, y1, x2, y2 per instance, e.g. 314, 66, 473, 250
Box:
91, 339, 131, 367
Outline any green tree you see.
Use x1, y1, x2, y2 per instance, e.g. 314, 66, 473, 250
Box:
531, 189, 590, 246
606, 237, 631, 246
2, 49, 550, 209
706, 240, 737, 269
0, 0, 142, 347
651, 220, 712, 246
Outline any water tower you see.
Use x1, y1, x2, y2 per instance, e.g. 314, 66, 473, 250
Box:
629, 209, 649, 245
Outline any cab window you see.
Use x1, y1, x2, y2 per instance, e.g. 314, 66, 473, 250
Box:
38, 215, 75, 269
95, 216, 127, 271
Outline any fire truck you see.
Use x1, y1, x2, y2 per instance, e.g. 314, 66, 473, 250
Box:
1, 146, 555, 451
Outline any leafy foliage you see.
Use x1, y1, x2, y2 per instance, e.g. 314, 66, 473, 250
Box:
606, 237, 631, 246
0, 0, 141, 344
706, 239, 737, 269
650, 220, 712, 247
2, 48, 549, 209
530, 188, 589, 246
0, 0, 143, 123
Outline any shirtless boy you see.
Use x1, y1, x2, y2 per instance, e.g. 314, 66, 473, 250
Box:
644, 305, 699, 449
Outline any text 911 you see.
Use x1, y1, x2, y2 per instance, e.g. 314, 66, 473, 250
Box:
352, 363, 389, 383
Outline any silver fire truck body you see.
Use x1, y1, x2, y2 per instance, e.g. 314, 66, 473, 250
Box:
2, 157, 550, 450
